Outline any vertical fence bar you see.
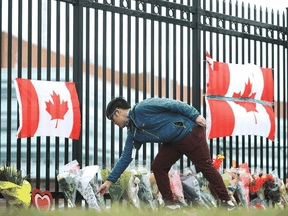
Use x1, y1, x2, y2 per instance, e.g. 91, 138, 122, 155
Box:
110, 0, 115, 167
27, 0, 32, 183
192, 0, 201, 112
180, 0, 184, 173
187, 0, 191, 108
135, 0, 139, 163
72, 1, 83, 206
158, 4, 162, 100
150, 2, 155, 166
94, 0, 99, 178
173, 1, 176, 100
7, 0, 12, 167
158, 4, 162, 151
228, 0, 233, 167
102, 3, 107, 169
277, 10, 281, 177
241, 1, 245, 166
253, 4, 257, 169
247, 3, 251, 169
127, 0, 131, 105
187, 0, 191, 168
209, 0, 213, 160
64, 1, 70, 208
36, 0, 42, 190
235, 0, 239, 168
265, 7, 269, 175
283, 7, 288, 184
17, 0, 23, 171
119, 0, 123, 156
135, 0, 139, 104
222, 0, 227, 169
271, 9, 275, 171
55, 1, 61, 207
259, 6, 264, 170
86, 7, 90, 167
166, 5, 170, 99
282, 10, 286, 183
142, 1, 147, 164
216, 0, 220, 157
46, 0, 51, 193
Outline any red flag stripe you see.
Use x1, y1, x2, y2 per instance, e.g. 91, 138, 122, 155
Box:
207, 99, 235, 139
206, 61, 230, 96
65, 82, 81, 140
260, 67, 274, 103
15, 78, 39, 138
263, 105, 275, 141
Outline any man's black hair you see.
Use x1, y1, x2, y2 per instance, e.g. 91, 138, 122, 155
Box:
106, 97, 131, 120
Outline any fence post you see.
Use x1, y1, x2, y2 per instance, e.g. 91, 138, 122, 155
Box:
192, 0, 201, 112
72, 0, 83, 206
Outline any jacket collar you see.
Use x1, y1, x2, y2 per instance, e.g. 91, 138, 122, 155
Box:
125, 108, 131, 129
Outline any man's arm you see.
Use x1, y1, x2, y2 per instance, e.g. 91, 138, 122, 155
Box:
97, 134, 141, 196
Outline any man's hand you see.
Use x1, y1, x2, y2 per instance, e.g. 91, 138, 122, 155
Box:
97, 180, 113, 197
195, 115, 206, 127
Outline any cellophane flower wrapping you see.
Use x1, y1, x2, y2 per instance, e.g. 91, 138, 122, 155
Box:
75, 165, 104, 211
57, 160, 80, 208
135, 167, 157, 211
181, 166, 216, 209
250, 197, 268, 209
168, 168, 187, 206
0, 165, 31, 210
226, 167, 249, 208
121, 170, 141, 210
149, 173, 164, 206
100, 169, 131, 204
180, 174, 201, 204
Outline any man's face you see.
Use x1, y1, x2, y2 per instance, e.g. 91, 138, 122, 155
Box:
112, 109, 126, 128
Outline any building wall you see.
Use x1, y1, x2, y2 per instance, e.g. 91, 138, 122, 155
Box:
1, 32, 285, 117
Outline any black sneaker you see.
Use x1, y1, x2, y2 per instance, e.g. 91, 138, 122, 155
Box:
221, 200, 236, 211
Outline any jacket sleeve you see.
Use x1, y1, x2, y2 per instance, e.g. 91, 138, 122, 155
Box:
143, 98, 200, 121
106, 133, 141, 183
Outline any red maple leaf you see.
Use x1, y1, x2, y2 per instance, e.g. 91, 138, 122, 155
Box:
232, 78, 258, 124
45, 91, 69, 128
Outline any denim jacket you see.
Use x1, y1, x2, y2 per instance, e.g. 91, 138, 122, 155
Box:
106, 97, 200, 183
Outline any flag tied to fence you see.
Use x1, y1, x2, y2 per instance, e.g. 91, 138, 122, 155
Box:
205, 52, 275, 141
14, 78, 81, 140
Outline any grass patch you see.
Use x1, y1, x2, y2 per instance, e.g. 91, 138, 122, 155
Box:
1, 205, 288, 216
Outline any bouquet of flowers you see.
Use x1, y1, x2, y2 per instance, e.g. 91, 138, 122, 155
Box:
134, 167, 156, 211
180, 173, 201, 205
168, 168, 187, 206
122, 170, 141, 210
0, 163, 31, 209
101, 169, 131, 204
75, 165, 104, 211
149, 173, 164, 206
90, 182, 105, 209
57, 160, 80, 208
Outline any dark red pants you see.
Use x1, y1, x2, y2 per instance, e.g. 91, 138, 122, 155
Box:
151, 126, 230, 202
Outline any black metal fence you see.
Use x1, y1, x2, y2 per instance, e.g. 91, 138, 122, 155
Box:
0, 0, 287, 209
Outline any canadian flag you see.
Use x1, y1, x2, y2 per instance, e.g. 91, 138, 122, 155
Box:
206, 53, 275, 141
14, 78, 81, 140
206, 52, 274, 104
206, 99, 275, 141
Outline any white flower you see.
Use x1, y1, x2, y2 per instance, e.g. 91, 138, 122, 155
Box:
57, 172, 70, 181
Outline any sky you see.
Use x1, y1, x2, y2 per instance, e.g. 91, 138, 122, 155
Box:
240, 0, 288, 12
